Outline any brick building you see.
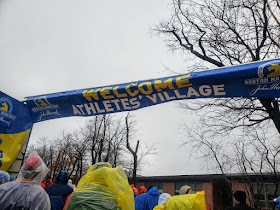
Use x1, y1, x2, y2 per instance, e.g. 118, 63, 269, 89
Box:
131, 173, 280, 210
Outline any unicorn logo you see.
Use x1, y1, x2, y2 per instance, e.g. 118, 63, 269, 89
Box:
0, 98, 13, 114
258, 60, 280, 78
0, 102, 8, 112
267, 64, 280, 77
33, 97, 50, 107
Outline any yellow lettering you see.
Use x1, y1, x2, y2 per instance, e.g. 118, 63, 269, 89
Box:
125, 83, 139, 97
82, 88, 101, 101
100, 87, 114, 99
176, 74, 192, 88
138, 82, 153, 95
154, 78, 175, 92
113, 86, 128, 98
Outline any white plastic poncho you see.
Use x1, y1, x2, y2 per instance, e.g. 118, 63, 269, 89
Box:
67, 179, 76, 191
158, 193, 171, 205
0, 151, 50, 210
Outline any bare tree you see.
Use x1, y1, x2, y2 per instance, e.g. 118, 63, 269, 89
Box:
154, 0, 280, 132
154, 0, 280, 208
125, 113, 139, 186
27, 114, 157, 185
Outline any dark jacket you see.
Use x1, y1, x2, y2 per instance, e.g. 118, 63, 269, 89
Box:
45, 171, 73, 210
231, 203, 253, 210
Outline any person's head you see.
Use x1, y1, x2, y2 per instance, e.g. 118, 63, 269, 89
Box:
179, 185, 193, 195
139, 186, 146, 194
0, 170, 10, 184
233, 191, 246, 204
56, 170, 69, 184
16, 151, 49, 185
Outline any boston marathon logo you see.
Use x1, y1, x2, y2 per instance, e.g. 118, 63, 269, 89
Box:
32, 96, 60, 121
245, 60, 280, 96
0, 97, 16, 126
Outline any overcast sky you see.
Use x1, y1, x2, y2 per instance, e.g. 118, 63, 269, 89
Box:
0, 0, 206, 176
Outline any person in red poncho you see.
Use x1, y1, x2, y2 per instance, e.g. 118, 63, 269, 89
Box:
138, 186, 146, 195
131, 184, 138, 196
43, 176, 53, 188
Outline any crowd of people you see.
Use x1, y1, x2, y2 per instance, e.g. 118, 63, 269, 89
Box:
0, 151, 275, 209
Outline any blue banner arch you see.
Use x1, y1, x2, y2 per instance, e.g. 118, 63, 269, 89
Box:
25, 58, 280, 123
1, 58, 280, 172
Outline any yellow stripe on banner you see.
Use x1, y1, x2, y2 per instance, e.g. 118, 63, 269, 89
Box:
0, 129, 31, 171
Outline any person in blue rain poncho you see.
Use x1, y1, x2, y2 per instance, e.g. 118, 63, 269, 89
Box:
135, 186, 160, 210
45, 170, 73, 210
0, 151, 50, 210
276, 196, 280, 210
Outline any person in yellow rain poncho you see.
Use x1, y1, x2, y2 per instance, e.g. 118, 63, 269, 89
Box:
65, 162, 134, 210
153, 191, 206, 210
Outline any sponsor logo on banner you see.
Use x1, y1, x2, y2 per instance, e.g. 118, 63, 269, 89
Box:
244, 61, 280, 96
0, 97, 16, 126
32, 96, 60, 121
32, 96, 59, 112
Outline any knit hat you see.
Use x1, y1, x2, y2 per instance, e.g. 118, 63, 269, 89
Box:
56, 170, 69, 184
179, 185, 192, 195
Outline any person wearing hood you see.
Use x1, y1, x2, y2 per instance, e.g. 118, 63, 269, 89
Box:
67, 179, 76, 191
0, 170, 10, 185
64, 162, 134, 210
138, 186, 146, 195
135, 186, 160, 210
45, 170, 73, 210
0, 151, 50, 210
43, 175, 54, 188
153, 193, 172, 210
275, 196, 280, 210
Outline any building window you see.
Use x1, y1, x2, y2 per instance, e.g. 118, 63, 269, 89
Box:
175, 182, 203, 195
252, 182, 280, 210
144, 182, 163, 193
